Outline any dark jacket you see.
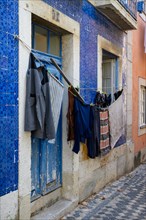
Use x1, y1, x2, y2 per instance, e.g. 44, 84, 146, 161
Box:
24, 54, 55, 140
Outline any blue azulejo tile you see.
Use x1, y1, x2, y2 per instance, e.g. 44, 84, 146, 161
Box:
6, 105, 16, 117
0, 18, 8, 34
6, 117, 18, 139
0, 82, 7, 93
6, 93, 18, 105
14, 139, 18, 151
0, 180, 6, 197
6, 138, 16, 153
7, 82, 18, 94
14, 150, 18, 163
7, 1, 18, 14
0, 106, 7, 117
0, 117, 7, 139
0, 55, 8, 69
0, 70, 8, 82
0, 32, 8, 45
7, 20, 18, 35
0, 94, 7, 105
0, 45, 8, 58
8, 60, 18, 74
0, 139, 7, 161
6, 162, 18, 188
7, 70, 18, 82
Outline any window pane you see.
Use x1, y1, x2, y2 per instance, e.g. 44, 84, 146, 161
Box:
102, 62, 112, 95
50, 32, 61, 57
140, 86, 146, 126
34, 26, 48, 53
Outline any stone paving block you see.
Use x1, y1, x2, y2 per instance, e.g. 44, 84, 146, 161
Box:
62, 164, 146, 220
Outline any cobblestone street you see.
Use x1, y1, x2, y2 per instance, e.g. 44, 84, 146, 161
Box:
62, 163, 146, 220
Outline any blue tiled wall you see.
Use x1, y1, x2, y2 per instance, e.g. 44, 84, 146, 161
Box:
43, 0, 125, 103
0, 0, 18, 196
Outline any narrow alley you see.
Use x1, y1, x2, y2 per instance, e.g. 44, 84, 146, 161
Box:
62, 163, 146, 220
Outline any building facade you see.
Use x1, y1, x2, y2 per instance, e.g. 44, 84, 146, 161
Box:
132, 3, 146, 166
0, 0, 137, 219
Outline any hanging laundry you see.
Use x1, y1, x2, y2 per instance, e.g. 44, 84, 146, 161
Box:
24, 53, 55, 140
94, 91, 111, 107
72, 97, 93, 157
66, 87, 75, 141
48, 72, 64, 136
72, 97, 101, 159
87, 105, 100, 158
99, 109, 111, 156
109, 92, 125, 148
114, 89, 123, 100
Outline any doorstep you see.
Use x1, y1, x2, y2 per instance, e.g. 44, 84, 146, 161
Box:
31, 199, 78, 220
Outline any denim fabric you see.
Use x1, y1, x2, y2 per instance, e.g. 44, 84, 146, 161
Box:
73, 98, 101, 159
72, 97, 92, 155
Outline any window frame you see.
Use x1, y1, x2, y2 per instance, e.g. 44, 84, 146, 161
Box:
140, 86, 146, 127
32, 23, 62, 58
97, 35, 122, 101
138, 77, 146, 136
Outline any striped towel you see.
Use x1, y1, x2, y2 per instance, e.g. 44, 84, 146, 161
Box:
99, 109, 111, 156
49, 73, 64, 137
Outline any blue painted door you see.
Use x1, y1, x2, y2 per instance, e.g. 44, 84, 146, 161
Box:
31, 25, 62, 201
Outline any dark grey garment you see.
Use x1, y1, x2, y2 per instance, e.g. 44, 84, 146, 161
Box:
24, 65, 55, 140
87, 105, 100, 158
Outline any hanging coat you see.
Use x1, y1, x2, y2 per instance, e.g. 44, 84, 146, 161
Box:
24, 53, 55, 140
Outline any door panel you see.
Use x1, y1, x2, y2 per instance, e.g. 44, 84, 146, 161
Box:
31, 138, 41, 200
44, 116, 62, 195
31, 48, 62, 201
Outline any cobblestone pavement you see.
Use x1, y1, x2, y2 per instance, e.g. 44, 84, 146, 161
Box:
62, 163, 146, 220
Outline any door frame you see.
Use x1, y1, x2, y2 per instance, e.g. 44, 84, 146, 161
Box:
19, 1, 80, 218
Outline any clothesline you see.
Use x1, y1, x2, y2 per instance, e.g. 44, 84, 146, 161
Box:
62, 82, 123, 94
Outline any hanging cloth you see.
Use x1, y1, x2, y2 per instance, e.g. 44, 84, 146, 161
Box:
24, 53, 55, 140
99, 109, 111, 156
67, 87, 75, 141
72, 97, 92, 156
109, 92, 125, 148
48, 72, 64, 136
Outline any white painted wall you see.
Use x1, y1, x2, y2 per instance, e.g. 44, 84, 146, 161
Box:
0, 190, 18, 220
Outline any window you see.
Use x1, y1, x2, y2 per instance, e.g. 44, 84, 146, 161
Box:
139, 78, 146, 136
102, 50, 118, 102
98, 36, 122, 102
33, 24, 61, 57
140, 86, 146, 127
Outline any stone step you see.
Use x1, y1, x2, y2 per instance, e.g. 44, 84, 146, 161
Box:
31, 199, 77, 220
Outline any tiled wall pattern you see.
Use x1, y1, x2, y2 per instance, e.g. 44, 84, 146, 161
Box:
0, 0, 18, 196
43, 0, 125, 103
